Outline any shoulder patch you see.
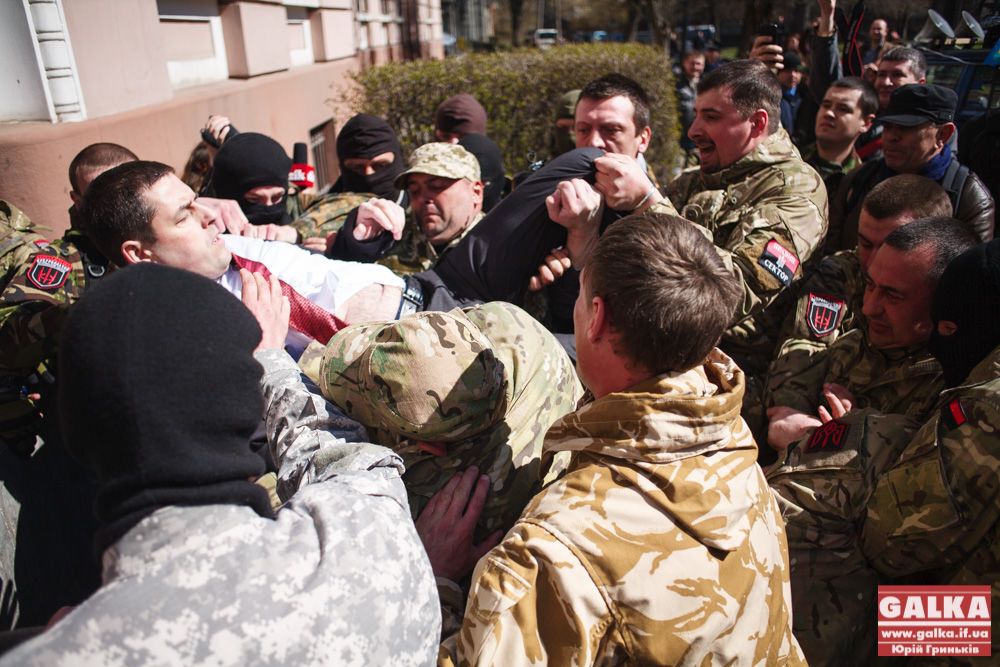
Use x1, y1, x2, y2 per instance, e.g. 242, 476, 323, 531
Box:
806, 293, 846, 337
805, 419, 850, 453
25, 254, 72, 291
757, 239, 800, 287
940, 399, 967, 431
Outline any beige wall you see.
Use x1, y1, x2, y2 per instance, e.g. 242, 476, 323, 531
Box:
62, 0, 174, 118
0, 59, 358, 235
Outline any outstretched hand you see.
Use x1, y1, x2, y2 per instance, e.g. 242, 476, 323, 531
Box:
354, 199, 405, 242
415, 466, 502, 582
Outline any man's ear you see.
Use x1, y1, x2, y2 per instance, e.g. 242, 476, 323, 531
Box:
637, 126, 652, 154
937, 123, 956, 146
861, 113, 876, 133
470, 180, 485, 208
587, 294, 609, 343
120, 240, 153, 265
749, 109, 769, 137
70, 190, 83, 207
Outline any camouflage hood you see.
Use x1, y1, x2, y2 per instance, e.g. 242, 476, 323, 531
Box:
544, 349, 762, 551
698, 127, 803, 190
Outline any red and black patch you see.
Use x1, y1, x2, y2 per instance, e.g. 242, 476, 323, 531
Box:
757, 239, 800, 287
805, 419, 850, 453
940, 399, 967, 431
25, 254, 72, 291
806, 293, 846, 338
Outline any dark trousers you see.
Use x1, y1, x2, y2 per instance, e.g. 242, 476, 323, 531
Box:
412, 147, 602, 311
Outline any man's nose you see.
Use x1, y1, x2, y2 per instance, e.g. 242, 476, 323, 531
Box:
363, 165, 377, 176
581, 132, 605, 150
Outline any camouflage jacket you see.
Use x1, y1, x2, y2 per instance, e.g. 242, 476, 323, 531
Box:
441, 350, 804, 666
0, 201, 47, 288
290, 191, 375, 241
0, 349, 440, 667
766, 410, 919, 666
377, 211, 484, 275
321, 302, 583, 541
767, 329, 944, 423
655, 128, 828, 376
0, 230, 111, 450
862, 344, 1000, 658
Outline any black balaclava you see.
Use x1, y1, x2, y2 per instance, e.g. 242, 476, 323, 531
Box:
58, 263, 273, 554
211, 132, 292, 226
928, 239, 1000, 387
459, 133, 506, 213
334, 114, 405, 200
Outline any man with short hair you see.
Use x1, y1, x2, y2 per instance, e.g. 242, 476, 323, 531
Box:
766, 216, 978, 451
424, 213, 803, 665
828, 84, 994, 253
768, 175, 952, 400
329, 142, 485, 274
864, 18, 889, 65
631, 60, 827, 430
800, 77, 878, 193
676, 51, 705, 160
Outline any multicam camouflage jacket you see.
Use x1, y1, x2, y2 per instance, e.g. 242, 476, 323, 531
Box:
654, 128, 829, 377
377, 211, 484, 275
0, 201, 47, 287
441, 350, 804, 666
0, 229, 111, 450
319, 302, 582, 541
766, 409, 919, 666
0, 349, 441, 667
289, 191, 374, 242
862, 343, 1000, 658
767, 328, 945, 423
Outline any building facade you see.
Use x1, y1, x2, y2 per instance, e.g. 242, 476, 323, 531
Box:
0, 0, 443, 235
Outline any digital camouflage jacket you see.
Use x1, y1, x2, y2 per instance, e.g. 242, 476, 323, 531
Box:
441, 350, 804, 666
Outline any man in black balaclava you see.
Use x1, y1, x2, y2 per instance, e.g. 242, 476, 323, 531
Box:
211, 132, 293, 226
6, 263, 440, 665
333, 113, 406, 203
928, 239, 1000, 388
861, 238, 1000, 622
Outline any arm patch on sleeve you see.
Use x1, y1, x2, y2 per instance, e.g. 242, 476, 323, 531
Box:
805, 293, 846, 337
757, 239, 800, 287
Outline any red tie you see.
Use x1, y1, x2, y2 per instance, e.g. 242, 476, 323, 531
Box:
231, 254, 346, 345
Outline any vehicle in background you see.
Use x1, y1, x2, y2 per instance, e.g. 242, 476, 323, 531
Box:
533, 28, 558, 49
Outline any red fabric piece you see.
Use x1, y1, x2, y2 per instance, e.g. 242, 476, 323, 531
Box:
231, 254, 346, 345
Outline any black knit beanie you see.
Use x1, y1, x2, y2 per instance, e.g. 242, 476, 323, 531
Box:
928, 239, 1000, 387
334, 114, 405, 200
211, 132, 292, 225
435, 94, 488, 136
58, 263, 274, 553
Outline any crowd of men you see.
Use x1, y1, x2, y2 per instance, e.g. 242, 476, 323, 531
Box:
0, 15, 998, 665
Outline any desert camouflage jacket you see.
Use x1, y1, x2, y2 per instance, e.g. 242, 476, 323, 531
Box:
441, 350, 803, 666
0, 349, 440, 667
862, 343, 1000, 654
656, 128, 828, 376
766, 409, 919, 666
377, 211, 484, 275
767, 328, 944, 423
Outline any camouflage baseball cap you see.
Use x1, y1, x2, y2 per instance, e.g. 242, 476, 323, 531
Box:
320, 309, 507, 442
393, 142, 481, 189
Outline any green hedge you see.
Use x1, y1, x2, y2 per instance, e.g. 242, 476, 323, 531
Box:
341, 44, 680, 181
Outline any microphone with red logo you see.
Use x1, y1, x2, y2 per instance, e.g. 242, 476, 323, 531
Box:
289, 142, 316, 190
